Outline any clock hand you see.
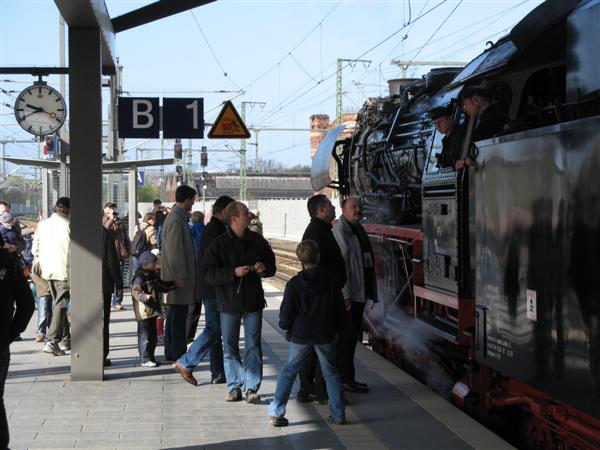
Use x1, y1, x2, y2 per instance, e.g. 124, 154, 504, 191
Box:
21, 110, 41, 120
26, 104, 44, 112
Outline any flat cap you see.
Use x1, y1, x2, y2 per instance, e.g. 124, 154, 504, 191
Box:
428, 105, 453, 120
460, 85, 490, 100
139, 251, 157, 268
56, 197, 70, 209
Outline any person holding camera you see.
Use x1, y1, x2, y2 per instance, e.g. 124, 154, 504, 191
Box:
201, 201, 276, 404
102, 204, 124, 366
103, 203, 130, 311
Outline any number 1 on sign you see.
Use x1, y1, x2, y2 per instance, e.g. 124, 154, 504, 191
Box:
186, 100, 199, 129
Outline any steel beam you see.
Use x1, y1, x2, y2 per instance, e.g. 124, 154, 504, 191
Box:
112, 0, 216, 33
0, 67, 69, 75
68, 27, 104, 381
54, 0, 116, 75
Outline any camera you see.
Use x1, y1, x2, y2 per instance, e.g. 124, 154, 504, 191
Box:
246, 265, 256, 272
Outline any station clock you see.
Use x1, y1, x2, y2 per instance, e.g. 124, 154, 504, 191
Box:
14, 81, 67, 137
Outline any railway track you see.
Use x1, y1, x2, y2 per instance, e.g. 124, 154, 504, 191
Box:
268, 238, 301, 289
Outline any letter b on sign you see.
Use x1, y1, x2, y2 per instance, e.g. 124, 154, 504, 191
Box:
118, 97, 160, 138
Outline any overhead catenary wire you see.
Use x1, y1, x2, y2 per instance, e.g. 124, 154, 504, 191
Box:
255, 0, 449, 126
400, 0, 529, 62
243, 0, 342, 89
350, 0, 525, 87
189, 10, 243, 91
406, 0, 464, 65
289, 53, 319, 84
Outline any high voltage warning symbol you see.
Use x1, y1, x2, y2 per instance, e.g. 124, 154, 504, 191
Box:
207, 101, 251, 139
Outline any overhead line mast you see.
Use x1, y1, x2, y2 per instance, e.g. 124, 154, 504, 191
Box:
240, 101, 265, 201
336, 58, 371, 124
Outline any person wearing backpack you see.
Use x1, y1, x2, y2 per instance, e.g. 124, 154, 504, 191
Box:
131, 213, 157, 271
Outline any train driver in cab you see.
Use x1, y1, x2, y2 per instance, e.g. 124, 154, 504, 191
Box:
428, 104, 465, 171
461, 85, 509, 143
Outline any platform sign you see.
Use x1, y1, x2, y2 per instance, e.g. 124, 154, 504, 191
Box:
118, 97, 160, 138
137, 171, 145, 186
163, 98, 204, 139
208, 101, 251, 139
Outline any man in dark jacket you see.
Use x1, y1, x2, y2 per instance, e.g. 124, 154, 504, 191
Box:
461, 86, 509, 142
0, 234, 35, 449
102, 210, 124, 367
297, 194, 347, 403
268, 239, 346, 427
428, 104, 466, 170
202, 201, 276, 404
175, 195, 234, 386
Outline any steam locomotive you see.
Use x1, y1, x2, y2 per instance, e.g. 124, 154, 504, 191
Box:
311, 1, 600, 448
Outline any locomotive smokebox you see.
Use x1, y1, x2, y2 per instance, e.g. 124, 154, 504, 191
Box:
387, 78, 419, 96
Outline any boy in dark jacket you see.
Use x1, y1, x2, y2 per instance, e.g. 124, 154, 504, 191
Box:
268, 239, 346, 427
131, 251, 174, 367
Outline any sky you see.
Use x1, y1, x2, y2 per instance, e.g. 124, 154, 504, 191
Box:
0, 0, 541, 177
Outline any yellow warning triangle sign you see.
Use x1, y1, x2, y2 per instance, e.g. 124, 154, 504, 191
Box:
207, 101, 251, 139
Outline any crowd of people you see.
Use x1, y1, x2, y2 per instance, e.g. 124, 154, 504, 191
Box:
2, 187, 379, 445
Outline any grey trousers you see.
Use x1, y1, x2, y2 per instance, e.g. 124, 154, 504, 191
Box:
47, 280, 71, 345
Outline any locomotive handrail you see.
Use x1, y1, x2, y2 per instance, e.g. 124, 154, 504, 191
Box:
394, 129, 433, 139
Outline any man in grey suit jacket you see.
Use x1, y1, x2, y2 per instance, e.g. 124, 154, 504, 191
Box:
161, 185, 197, 362
332, 196, 377, 393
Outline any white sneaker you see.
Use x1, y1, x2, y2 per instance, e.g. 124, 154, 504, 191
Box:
141, 361, 157, 367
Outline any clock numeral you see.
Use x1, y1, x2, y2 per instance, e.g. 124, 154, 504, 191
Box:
57, 109, 64, 112
27, 90, 32, 96
55, 98, 62, 102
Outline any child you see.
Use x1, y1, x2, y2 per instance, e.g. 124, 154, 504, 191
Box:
131, 251, 174, 367
31, 262, 52, 343
268, 239, 347, 427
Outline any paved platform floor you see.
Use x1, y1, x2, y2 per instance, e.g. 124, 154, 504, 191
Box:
5, 282, 514, 449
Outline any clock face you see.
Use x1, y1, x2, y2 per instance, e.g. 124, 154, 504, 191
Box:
14, 84, 67, 136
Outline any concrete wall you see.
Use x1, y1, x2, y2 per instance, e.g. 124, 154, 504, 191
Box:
139, 198, 312, 241
256, 198, 309, 241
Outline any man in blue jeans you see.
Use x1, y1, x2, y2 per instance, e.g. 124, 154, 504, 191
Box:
202, 201, 276, 403
268, 240, 346, 426
175, 196, 234, 385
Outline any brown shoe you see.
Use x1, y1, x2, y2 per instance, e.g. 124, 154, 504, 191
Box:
174, 362, 197, 386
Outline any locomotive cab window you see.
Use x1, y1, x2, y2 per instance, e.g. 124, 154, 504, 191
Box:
426, 106, 467, 173
515, 66, 566, 131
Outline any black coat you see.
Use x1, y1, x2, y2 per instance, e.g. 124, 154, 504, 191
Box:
279, 266, 345, 345
437, 124, 466, 169
202, 227, 276, 314
195, 216, 227, 300
302, 218, 347, 289
473, 103, 509, 142
102, 227, 123, 294
0, 250, 34, 350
